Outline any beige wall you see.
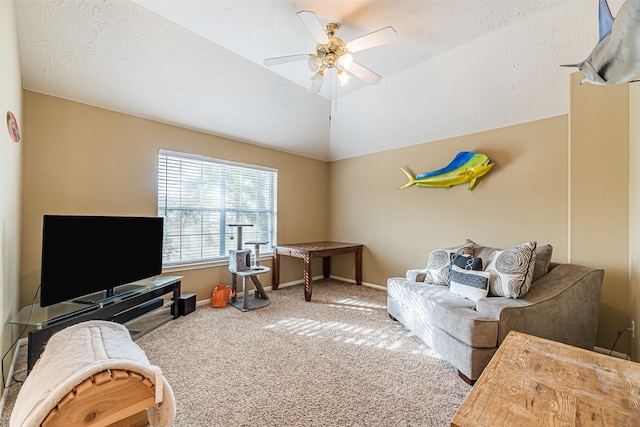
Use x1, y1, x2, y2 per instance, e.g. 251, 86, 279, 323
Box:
630, 83, 640, 361
18, 76, 639, 359
1, 0, 23, 395
569, 73, 631, 356
330, 84, 634, 355
21, 91, 329, 304
329, 116, 569, 284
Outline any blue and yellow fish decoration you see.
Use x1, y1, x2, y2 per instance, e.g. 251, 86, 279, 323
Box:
397, 151, 494, 191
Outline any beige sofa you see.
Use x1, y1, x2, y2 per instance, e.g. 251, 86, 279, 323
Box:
387, 242, 604, 383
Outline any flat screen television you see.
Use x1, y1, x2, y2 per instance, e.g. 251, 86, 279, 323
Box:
40, 215, 164, 307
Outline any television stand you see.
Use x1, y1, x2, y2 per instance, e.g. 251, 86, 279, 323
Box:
10, 275, 182, 372
73, 283, 146, 305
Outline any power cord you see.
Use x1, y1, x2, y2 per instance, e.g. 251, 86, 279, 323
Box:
1, 285, 40, 389
608, 326, 633, 357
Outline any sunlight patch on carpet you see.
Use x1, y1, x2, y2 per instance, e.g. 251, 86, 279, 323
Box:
264, 317, 442, 358
331, 297, 386, 310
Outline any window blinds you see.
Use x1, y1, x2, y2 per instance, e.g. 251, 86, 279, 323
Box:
157, 150, 278, 265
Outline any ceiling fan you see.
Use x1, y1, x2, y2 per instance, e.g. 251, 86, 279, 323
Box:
264, 10, 397, 94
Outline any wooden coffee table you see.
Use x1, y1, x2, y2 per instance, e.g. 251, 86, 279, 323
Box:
272, 242, 363, 301
451, 330, 640, 426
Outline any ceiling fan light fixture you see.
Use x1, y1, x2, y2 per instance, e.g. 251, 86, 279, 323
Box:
310, 70, 325, 90
337, 53, 353, 70
264, 10, 396, 101
308, 55, 323, 72
337, 69, 351, 86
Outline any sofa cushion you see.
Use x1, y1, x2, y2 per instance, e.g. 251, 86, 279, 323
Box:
387, 277, 453, 348
485, 241, 537, 298
465, 239, 500, 269
533, 244, 553, 282
467, 239, 553, 283
449, 265, 490, 302
431, 297, 498, 348
424, 242, 474, 285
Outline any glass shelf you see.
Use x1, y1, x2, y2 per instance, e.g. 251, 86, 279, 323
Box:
10, 302, 98, 329
125, 298, 175, 338
10, 275, 182, 329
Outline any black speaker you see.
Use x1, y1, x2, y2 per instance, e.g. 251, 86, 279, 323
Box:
176, 293, 196, 316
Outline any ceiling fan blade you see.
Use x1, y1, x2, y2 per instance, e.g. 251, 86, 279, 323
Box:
263, 54, 310, 66
349, 62, 381, 85
346, 26, 397, 53
297, 10, 329, 44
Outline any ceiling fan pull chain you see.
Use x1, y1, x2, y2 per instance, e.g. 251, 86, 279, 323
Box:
331, 68, 338, 114
332, 68, 340, 122
329, 69, 333, 124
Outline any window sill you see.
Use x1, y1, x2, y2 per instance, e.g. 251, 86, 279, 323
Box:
162, 255, 272, 274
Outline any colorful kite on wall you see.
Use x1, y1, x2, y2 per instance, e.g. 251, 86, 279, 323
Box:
563, 0, 640, 85
396, 151, 494, 192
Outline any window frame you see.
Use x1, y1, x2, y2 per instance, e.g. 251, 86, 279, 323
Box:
157, 149, 278, 270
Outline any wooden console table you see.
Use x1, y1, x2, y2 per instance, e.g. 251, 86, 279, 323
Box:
272, 242, 363, 301
451, 331, 640, 426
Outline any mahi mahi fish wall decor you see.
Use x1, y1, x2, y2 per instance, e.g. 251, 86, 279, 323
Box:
397, 151, 494, 191
563, 0, 640, 85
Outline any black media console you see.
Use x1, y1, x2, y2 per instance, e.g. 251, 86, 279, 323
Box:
10, 275, 182, 371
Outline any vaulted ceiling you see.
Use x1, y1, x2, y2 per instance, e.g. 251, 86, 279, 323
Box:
15, 0, 608, 161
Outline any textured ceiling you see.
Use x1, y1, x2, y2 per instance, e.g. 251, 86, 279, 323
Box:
15, 0, 614, 161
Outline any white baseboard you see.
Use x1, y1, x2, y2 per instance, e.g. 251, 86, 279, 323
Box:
594, 346, 630, 360
273, 274, 384, 291
0, 337, 27, 418
329, 275, 386, 291
195, 275, 385, 307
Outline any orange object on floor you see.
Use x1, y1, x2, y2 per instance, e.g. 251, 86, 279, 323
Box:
211, 284, 235, 307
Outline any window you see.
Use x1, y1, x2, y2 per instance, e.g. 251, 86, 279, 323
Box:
157, 150, 277, 266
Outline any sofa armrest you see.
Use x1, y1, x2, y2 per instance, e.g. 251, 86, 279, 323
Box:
475, 264, 604, 350
406, 268, 427, 282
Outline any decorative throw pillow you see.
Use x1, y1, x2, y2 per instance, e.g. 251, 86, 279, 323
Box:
449, 265, 490, 302
450, 253, 483, 272
465, 238, 500, 268
468, 239, 553, 284
424, 242, 474, 286
532, 244, 553, 282
485, 241, 537, 298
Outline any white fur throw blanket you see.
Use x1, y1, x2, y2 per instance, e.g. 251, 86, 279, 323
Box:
10, 320, 175, 427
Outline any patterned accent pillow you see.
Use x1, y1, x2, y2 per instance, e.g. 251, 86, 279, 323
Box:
448, 253, 483, 289
449, 265, 490, 302
450, 253, 483, 272
467, 238, 553, 283
485, 241, 537, 298
424, 242, 474, 285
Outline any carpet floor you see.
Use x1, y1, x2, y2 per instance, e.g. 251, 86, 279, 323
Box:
1, 279, 471, 426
